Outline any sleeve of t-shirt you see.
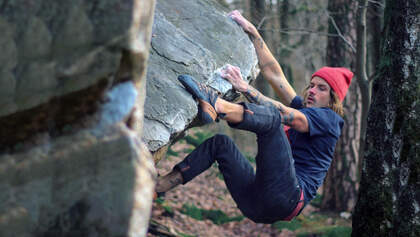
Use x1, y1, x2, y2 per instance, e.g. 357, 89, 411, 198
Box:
300, 108, 342, 137
290, 96, 304, 109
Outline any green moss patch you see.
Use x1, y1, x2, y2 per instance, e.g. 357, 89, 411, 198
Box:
273, 212, 352, 237
181, 203, 244, 225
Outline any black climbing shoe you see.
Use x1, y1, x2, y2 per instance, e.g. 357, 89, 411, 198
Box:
178, 75, 221, 124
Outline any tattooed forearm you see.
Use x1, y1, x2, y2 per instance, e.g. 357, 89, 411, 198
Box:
243, 85, 296, 126
243, 87, 272, 107
243, 86, 287, 112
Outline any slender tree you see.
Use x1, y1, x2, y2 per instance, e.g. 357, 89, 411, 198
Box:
352, 0, 420, 235
250, 0, 273, 97
321, 0, 360, 212
355, 0, 372, 172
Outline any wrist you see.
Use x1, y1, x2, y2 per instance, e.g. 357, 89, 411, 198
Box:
248, 27, 259, 38
239, 82, 249, 93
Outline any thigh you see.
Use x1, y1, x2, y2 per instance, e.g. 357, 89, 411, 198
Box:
254, 125, 300, 210
212, 134, 259, 218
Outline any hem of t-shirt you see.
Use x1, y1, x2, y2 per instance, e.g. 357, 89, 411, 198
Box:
296, 176, 308, 203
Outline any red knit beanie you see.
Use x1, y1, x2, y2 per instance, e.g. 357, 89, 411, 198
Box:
311, 67, 354, 102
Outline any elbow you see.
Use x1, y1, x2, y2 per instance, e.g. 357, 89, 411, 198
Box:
291, 116, 309, 133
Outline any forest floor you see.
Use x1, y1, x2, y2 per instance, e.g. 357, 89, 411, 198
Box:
147, 128, 352, 237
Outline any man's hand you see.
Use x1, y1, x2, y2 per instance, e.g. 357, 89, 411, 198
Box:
228, 10, 257, 35
221, 64, 248, 92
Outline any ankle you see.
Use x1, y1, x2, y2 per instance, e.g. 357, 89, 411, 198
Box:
215, 98, 230, 115
155, 170, 183, 193
214, 98, 222, 114
214, 100, 244, 123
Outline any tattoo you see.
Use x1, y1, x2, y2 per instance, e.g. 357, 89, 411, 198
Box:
243, 87, 273, 107
282, 111, 295, 126
243, 86, 295, 127
277, 105, 285, 113
249, 34, 264, 49
256, 37, 264, 49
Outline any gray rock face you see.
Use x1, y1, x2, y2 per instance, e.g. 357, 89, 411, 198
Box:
0, 0, 156, 236
143, 0, 258, 152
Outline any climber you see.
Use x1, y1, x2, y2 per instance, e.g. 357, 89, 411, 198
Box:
154, 10, 353, 223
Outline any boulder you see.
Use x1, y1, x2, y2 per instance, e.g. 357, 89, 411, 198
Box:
0, 0, 156, 236
143, 0, 259, 158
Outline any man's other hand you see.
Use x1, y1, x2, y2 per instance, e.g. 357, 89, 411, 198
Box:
221, 64, 248, 93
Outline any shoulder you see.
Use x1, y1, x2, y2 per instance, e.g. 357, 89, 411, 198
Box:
290, 96, 304, 109
300, 107, 343, 137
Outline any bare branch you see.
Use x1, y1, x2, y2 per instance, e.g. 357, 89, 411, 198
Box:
326, 10, 357, 53
255, 14, 282, 30
368, 0, 385, 8
260, 27, 339, 37
260, 26, 357, 54
256, 16, 268, 30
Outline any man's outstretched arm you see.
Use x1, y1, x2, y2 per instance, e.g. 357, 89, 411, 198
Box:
228, 10, 296, 106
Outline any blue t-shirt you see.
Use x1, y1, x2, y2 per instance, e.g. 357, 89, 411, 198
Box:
289, 96, 343, 205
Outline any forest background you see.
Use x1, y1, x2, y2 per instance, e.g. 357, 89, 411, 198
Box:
150, 0, 419, 236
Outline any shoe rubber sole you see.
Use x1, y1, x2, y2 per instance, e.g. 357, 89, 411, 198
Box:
178, 75, 218, 124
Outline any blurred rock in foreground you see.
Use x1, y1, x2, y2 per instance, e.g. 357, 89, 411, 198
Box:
0, 0, 156, 236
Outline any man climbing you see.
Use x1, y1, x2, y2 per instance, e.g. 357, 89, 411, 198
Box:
155, 10, 353, 223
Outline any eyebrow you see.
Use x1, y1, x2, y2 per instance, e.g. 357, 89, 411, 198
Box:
310, 82, 329, 88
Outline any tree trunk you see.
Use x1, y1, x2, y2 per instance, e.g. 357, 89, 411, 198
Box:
352, 0, 420, 235
321, 0, 360, 212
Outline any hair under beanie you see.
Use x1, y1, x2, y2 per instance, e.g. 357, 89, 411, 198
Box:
311, 67, 354, 102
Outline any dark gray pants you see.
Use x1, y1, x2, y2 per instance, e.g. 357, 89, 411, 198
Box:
174, 103, 301, 223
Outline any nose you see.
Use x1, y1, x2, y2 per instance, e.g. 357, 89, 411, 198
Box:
309, 87, 316, 94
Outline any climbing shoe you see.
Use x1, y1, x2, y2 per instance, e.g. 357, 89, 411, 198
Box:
178, 75, 220, 124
